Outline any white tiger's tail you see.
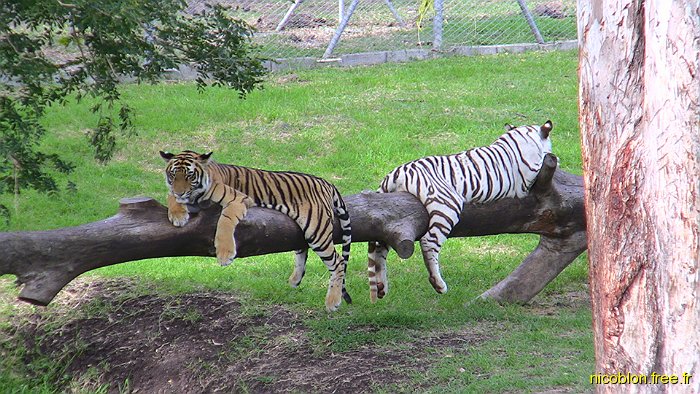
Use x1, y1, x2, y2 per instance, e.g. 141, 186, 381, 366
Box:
368, 175, 395, 302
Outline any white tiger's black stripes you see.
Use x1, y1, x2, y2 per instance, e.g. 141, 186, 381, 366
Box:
160, 150, 352, 311
368, 121, 553, 302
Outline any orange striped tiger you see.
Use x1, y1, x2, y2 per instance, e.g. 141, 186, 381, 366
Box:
368, 121, 553, 302
160, 150, 352, 312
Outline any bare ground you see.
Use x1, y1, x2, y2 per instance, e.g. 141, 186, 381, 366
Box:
3, 278, 500, 393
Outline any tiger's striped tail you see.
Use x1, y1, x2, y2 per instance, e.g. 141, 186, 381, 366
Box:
332, 188, 352, 304
368, 177, 394, 302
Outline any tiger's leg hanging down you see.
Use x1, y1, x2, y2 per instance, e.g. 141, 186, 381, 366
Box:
292, 245, 351, 307
309, 241, 347, 312
209, 183, 254, 266
289, 249, 308, 288
290, 198, 352, 308
302, 214, 349, 312
419, 196, 463, 294
368, 240, 390, 303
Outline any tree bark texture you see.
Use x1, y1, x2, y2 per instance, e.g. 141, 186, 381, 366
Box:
579, 1, 700, 392
0, 156, 585, 308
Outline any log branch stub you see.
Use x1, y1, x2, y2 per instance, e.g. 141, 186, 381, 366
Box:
345, 191, 427, 259
479, 231, 587, 303
531, 154, 557, 195
0, 163, 586, 306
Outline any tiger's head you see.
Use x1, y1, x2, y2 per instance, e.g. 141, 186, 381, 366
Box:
159, 150, 213, 204
504, 120, 553, 156
501, 120, 555, 194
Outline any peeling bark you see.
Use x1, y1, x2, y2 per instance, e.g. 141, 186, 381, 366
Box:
579, 1, 700, 392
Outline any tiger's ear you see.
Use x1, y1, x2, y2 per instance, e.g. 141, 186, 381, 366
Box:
160, 151, 175, 161
540, 120, 553, 139
504, 123, 516, 131
198, 152, 213, 163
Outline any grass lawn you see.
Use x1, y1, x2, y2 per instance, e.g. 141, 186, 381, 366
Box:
0, 49, 592, 392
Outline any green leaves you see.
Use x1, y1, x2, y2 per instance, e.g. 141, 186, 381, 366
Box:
417, 0, 434, 30
0, 0, 266, 217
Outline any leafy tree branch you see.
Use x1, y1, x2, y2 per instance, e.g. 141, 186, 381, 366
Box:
0, 0, 266, 219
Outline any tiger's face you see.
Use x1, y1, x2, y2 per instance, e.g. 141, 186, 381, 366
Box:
498, 120, 555, 196
159, 150, 213, 204
504, 120, 553, 155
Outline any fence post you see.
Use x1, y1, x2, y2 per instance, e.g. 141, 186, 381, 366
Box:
433, 0, 444, 50
276, 0, 304, 32
515, 0, 545, 44
384, 0, 405, 27
323, 0, 360, 58
339, 0, 344, 23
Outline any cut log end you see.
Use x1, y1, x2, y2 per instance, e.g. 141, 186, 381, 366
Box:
119, 197, 164, 212
393, 239, 416, 259
16, 272, 75, 307
17, 296, 50, 307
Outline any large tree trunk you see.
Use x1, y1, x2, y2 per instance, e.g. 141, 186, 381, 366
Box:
579, 1, 699, 392
0, 156, 586, 308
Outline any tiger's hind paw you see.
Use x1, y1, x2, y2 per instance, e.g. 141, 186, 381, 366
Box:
288, 270, 305, 288
325, 289, 342, 312
428, 276, 448, 294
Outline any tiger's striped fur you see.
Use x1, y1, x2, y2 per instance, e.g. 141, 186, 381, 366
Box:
160, 150, 352, 312
368, 121, 553, 302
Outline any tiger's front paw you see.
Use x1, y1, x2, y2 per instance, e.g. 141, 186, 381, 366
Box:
217, 250, 236, 266
168, 208, 190, 227
215, 235, 236, 266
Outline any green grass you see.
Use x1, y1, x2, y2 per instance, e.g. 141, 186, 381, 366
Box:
0, 50, 592, 392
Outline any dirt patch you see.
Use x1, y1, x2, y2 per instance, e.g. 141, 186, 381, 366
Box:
528, 289, 590, 317
262, 13, 330, 30
5, 278, 494, 393
534, 1, 571, 19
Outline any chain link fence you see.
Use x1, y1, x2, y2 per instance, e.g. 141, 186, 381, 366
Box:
188, 0, 576, 60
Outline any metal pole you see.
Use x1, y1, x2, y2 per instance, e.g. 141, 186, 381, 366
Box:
384, 0, 405, 26
339, 0, 344, 24
276, 0, 304, 32
515, 0, 545, 44
323, 0, 360, 58
433, 0, 444, 49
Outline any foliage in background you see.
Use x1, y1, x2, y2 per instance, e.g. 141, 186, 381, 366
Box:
0, 0, 266, 219
417, 0, 434, 29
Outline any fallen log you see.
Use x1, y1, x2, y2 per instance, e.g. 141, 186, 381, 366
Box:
0, 154, 586, 306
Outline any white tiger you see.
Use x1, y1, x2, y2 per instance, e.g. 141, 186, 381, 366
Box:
368, 121, 553, 302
